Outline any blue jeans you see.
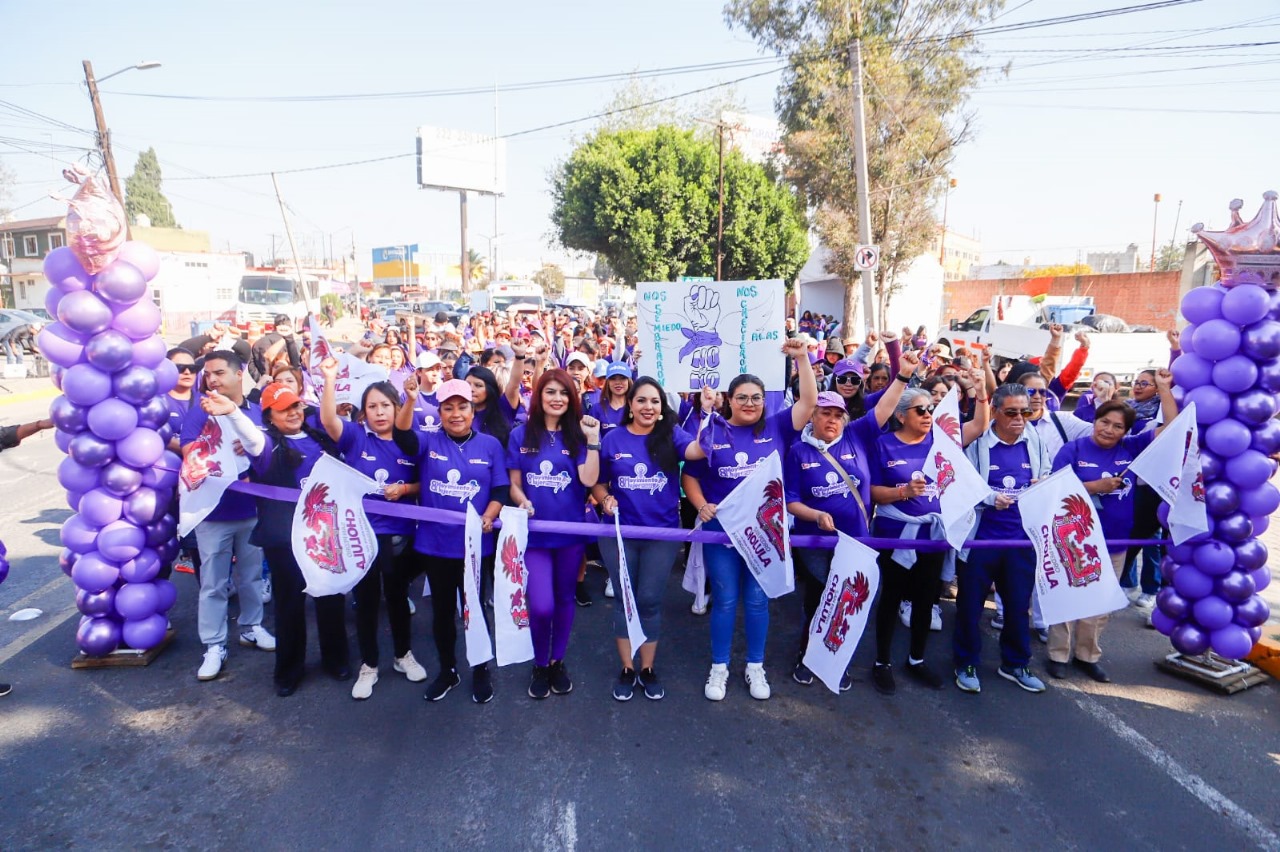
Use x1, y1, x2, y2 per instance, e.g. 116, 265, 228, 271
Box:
1122, 541, 1163, 594
954, 547, 1035, 669
704, 521, 769, 665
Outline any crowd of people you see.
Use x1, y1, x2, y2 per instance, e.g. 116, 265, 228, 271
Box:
158, 303, 1186, 704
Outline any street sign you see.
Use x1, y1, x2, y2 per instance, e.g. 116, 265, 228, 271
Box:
678, 275, 714, 282
854, 245, 880, 272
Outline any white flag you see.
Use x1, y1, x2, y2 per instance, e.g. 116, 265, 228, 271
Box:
802, 532, 880, 694
613, 513, 647, 656
681, 520, 709, 611
715, 451, 793, 598
308, 315, 338, 376
493, 506, 534, 666
461, 504, 494, 667
291, 454, 381, 597
1020, 467, 1128, 625
334, 353, 389, 406
1129, 402, 1209, 546
177, 415, 245, 537
924, 384, 990, 550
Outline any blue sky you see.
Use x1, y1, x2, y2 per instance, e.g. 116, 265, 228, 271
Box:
2, 0, 1277, 279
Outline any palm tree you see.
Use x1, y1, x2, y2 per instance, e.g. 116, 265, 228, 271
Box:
468, 248, 488, 284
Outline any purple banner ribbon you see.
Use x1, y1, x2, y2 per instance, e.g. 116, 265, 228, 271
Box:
678, 327, 722, 361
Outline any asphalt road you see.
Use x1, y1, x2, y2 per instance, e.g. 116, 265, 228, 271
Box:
1, 379, 1279, 851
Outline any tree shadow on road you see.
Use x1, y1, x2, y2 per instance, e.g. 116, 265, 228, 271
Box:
20, 508, 71, 547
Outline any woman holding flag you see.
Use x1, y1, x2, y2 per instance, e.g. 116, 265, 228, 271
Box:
868, 372, 988, 696
592, 379, 712, 701
682, 335, 816, 702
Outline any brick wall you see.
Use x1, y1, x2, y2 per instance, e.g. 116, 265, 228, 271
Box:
942, 271, 1182, 330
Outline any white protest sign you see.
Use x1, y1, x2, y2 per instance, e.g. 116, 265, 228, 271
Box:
635, 279, 786, 392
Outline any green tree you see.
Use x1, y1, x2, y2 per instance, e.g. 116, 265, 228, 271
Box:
726, 0, 1001, 327
467, 248, 488, 284
123, 147, 178, 227
1155, 243, 1184, 273
0, 159, 14, 219
533, 263, 566, 297
551, 126, 809, 285
1020, 264, 1092, 278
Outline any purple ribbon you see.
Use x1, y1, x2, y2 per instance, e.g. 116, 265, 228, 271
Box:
678, 328, 722, 361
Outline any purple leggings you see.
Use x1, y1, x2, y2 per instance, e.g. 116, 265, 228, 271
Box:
525, 544, 585, 667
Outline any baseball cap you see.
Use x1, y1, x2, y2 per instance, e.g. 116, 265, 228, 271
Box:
816, 391, 848, 410
415, 352, 442, 370
832, 359, 865, 377
435, 379, 473, 404
593, 359, 610, 378
566, 352, 592, 369
605, 362, 632, 379
807, 350, 822, 364
514, 328, 530, 339
260, 382, 303, 411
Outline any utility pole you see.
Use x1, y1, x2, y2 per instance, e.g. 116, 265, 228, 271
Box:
847, 4, 878, 333
1150, 192, 1162, 272
939, 177, 957, 270
460, 191, 471, 294
270, 172, 314, 316
717, 123, 726, 281
82, 60, 125, 209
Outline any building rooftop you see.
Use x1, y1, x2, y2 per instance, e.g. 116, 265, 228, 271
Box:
0, 215, 66, 232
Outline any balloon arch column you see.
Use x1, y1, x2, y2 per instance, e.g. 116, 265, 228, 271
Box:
39, 170, 180, 658
1153, 192, 1278, 673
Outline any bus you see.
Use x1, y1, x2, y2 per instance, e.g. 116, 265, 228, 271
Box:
469, 281, 545, 314
235, 272, 318, 327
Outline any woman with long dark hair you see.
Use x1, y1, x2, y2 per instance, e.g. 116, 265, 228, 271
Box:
592, 379, 710, 701
464, 365, 521, 447
506, 368, 601, 699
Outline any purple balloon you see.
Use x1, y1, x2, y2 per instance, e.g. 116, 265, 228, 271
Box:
1150, 606, 1178, 636
1250, 418, 1280, 456
49, 395, 89, 434
53, 427, 74, 454
1171, 622, 1211, 656
66, 490, 85, 512
110, 298, 161, 340
62, 363, 113, 407
87, 398, 139, 442
116, 427, 164, 468
76, 616, 121, 657
99, 461, 144, 498
1173, 563, 1214, 599
1171, 353, 1213, 390
1214, 511, 1254, 544
84, 329, 135, 373
156, 538, 179, 565
50, 364, 63, 391
1192, 595, 1234, 630
143, 514, 177, 548
57, 289, 113, 336
1168, 543, 1195, 564
1233, 594, 1271, 627
97, 520, 145, 562
136, 395, 171, 429
123, 486, 165, 525
112, 365, 159, 407
1241, 319, 1280, 361
1215, 570, 1257, 603
1238, 482, 1280, 518
57, 456, 100, 493
1234, 538, 1268, 571
153, 577, 177, 613
1210, 624, 1255, 659
1251, 566, 1272, 593
119, 548, 161, 583
1204, 419, 1252, 457
1210, 355, 1259, 394
1185, 386, 1231, 425
68, 431, 114, 468
78, 487, 124, 527
1203, 481, 1240, 518
1200, 449, 1224, 482
1249, 625, 1264, 645
43, 245, 91, 289
1156, 586, 1191, 620
94, 260, 147, 305
1232, 388, 1278, 426
60, 514, 102, 555
1180, 286, 1224, 325
1224, 449, 1274, 489
132, 336, 167, 370
154, 452, 181, 490
71, 551, 121, 594
1192, 540, 1235, 576
44, 287, 64, 319
1253, 514, 1270, 537
59, 548, 77, 578
122, 613, 168, 650
76, 586, 116, 617
35, 323, 87, 370
1192, 319, 1242, 361
1221, 283, 1271, 325
1179, 323, 1199, 355
154, 358, 179, 394
1156, 501, 1170, 528
114, 581, 159, 620
117, 241, 161, 280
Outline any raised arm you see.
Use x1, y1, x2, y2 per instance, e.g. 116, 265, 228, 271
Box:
578, 416, 601, 487
318, 357, 344, 442
874, 350, 920, 427
395, 371, 420, 433
961, 367, 991, 447
1039, 323, 1064, 384
784, 336, 818, 431
1152, 368, 1178, 436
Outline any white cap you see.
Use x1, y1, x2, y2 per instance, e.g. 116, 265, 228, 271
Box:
414, 352, 441, 370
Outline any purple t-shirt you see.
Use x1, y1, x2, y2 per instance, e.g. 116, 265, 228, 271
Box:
869, 431, 941, 540
337, 420, 419, 536
413, 429, 507, 558
506, 425, 590, 549
593, 398, 628, 434
164, 393, 193, 439
784, 414, 880, 539
412, 398, 440, 434
181, 399, 262, 522
601, 425, 694, 529
686, 409, 799, 506
975, 439, 1034, 541
1052, 431, 1156, 540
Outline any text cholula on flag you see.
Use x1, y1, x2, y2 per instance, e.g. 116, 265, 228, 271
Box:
1129, 401, 1208, 545
802, 532, 880, 695
924, 384, 990, 550
714, 450, 793, 598
493, 506, 534, 666
462, 504, 494, 668
290, 454, 381, 597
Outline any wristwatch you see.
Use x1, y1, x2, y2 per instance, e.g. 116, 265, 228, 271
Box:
587, 443, 601, 451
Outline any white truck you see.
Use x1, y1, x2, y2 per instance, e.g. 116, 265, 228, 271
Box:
937, 295, 1169, 390
469, 280, 546, 314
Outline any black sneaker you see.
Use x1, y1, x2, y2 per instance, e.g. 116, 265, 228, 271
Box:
575, 581, 592, 607
471, 665, 493, 704
424, 669, 460, 701
792, 659, 815, 685
638, 667, 665, 700
906, 661, 945, 690
872, 663, 896, 696
528, 665, 551, 699
613, 667, 637, 701
0, 682, 11, 697
839, 669, 853, 692
549, 660, 573, 695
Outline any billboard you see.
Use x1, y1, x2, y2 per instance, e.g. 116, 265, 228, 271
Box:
373, 244, 418, 286
416, 126, 507, 196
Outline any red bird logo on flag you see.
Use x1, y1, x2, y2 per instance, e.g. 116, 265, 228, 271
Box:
180, 418, 224, 492
1052, 494, 1103, 588
756, 479, 787, 560
932, 452, 956, 497
501, 535, 530, 628
302, 483, 344, 573
935, 411, 962, 447
822, 572, 871, 653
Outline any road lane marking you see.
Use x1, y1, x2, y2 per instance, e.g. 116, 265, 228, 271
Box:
0, 604, 77, 667
3, 575, 70, 616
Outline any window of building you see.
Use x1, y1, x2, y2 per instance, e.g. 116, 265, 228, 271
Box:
215, 288, 233, 301
22, 235, 38, 256
0, 236, 13, 259
18, 281, 26, 299
48, 232, 65, 250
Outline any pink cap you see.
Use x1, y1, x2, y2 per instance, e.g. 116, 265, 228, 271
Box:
816, 391, 848, 410
435, 378, 473, 404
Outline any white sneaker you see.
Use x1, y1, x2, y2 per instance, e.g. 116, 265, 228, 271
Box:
1123, 586, 1141, 603
407, 597, 416, 616
745, 662, 771, 700
239, 625, 276, 651
691, 596, 709, 615
261, 576, 273, 604
197, 645, 226, 681
604, 577, 615, 599
351, 664, 378, 700
704, 663, 729, 701
393, 651, 428, 682
898, 601, 912, 628
930, 604, 943, 632
1134, 593, 1156, 610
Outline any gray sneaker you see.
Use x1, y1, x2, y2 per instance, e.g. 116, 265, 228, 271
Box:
954, 665, 981, 694
998, 665, 1046, 693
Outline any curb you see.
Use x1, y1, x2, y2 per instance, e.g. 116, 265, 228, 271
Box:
0, 386, 58, 407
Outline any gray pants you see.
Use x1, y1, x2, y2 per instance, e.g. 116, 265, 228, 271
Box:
598, 535, 680, 643
195, 517, 265, 647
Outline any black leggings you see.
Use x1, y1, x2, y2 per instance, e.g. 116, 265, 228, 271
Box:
874, 550, 944, 666
416, 553, 486, 673
353, 534, 413, 667
263, 545, 349, 688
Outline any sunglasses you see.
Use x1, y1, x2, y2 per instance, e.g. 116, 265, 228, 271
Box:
908, 404, 937, 416
1024, 388, 1049, 397
1001, 408, 1033, 418
835, 374, 862, 385
174, 363, 198, 374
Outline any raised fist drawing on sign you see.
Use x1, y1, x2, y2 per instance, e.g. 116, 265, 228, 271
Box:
679, 285, 724, 390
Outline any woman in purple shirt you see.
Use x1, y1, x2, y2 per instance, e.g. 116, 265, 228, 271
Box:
464, 366, 521, 448
682, 336, 817, 702
506, 368, 602, 700
591, 361, 633, 434
592, 380, 711, 701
